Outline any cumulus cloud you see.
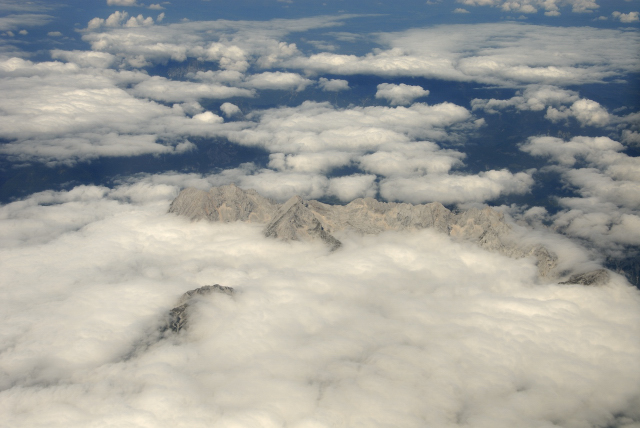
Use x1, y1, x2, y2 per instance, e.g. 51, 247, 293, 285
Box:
375, 83, 430, 105
220, 102, 242, 117
0, 13, 52, 31
87, 11, 157, 30
471, 85, 579, 113
457, 0, 599, 14
1, 179, 639, 427
612, 11, 640, 23
130, 75, 255, 102
521, 136, 640, 252
453, 8, 471, 13
215, 100, 529, 204
380, 169, 534, 205
284, 23, 639, 86
318, 77, 349, 91
0, 57, 248, 164
243, 71, 313, 91
546, 98, 611, 127
81, 15, 347, 72
107, 0, 139, 5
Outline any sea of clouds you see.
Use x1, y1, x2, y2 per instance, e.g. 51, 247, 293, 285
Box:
1, 179, 639, 427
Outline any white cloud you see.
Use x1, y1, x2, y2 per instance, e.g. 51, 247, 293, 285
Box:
47, 30, 62, 36
129, 75, 255, 102
51, 49, 118, 68
220, 102, 242, 117
107, 0, 139, 5
473, 85, 613, 128
318, 77, 349, 91
86, 10, 158, 30
612, 11, 640, 23
243, 71, 313, 91
521, 136, 640, 251
380, 169, 534, 205
327, 174, 378, 201
148, 3, 165, 10
457, 0, 598, 14
546, 98, 611, 127
375, 83, 430, 106
471, 85, 579, 113
1, 179, 639, 427
0, 13, 52, 31
453, 8, 471, 13
284, 23, 639, 86
0, 58, 248, 164
268, 151, 354, 174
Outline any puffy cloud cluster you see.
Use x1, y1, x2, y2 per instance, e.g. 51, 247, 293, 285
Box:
318, 77, 349, 91
521, 136, 640, 252
0, 57, 251, 164
612, 11, 640, 23
78, 16, 639, 88
0, 12, 52, 31
457, 0, 599, 15
81, 15, 347, 72
375, 83, 429, 106
1, 179, 639, 427
472, 85, 612, 128
87, 11, 162, 31
214, 100, 531, 204
284, 23, 640, 86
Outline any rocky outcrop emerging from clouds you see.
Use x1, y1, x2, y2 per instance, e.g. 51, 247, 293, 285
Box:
169, 184, 558, 277
559, 269, 610, 287
169, 284, 234, 332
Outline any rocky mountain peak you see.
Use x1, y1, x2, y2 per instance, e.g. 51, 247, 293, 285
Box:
169, 185, 564, 278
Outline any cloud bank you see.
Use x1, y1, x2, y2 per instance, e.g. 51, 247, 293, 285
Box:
1, 179, 639, 427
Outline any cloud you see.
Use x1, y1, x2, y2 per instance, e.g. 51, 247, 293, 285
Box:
472, 85, 614, 128
81, 15, 349, 71
457, 0, 599, 14
47, 30, 63, 37
107, 0, 139, 5
318, 77, 349, 91
380, 169, 534, 205
471, 85, 579, 113
1, 179, 639, 427
284, 23, 640, 86
453, 8, 470, 13
546, 98, 611, 127
0, 13, 52, 31
375, 83, 430, 106
220, 102, 242, 117
129, 75, 255, 102
51, 49, 119, 68
243, 71, 313, 91
612, 11, 640, 23
86, 10, 158, 30
148, 3, 165, 9
521, 135, 640, 252
0, 58, 248, 164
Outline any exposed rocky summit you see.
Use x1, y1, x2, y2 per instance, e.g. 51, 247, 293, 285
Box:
169, 284, 234, 332
169, 184, 559, 277
559, 269, 610, 286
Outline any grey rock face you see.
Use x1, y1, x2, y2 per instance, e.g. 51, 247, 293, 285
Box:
169, 284, 234, 332
169, 185, 559, 277
264, 196, 342, 251
168, 184, 277, 223
559, 269, 610, 286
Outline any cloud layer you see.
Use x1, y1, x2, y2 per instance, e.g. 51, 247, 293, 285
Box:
1, 179, 639, 427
